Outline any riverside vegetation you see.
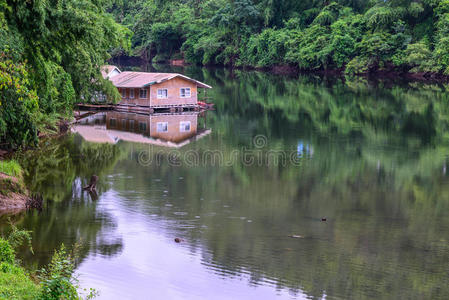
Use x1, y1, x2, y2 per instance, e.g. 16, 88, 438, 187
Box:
0, 0, 129, 149
1, 0, 449, 298
0, 223, 95, 299
3, 0, 449, 150
0, 1, 128, 296
107, 0, 449, 76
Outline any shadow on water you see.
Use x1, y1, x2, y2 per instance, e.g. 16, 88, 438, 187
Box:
2, 66, 449, 299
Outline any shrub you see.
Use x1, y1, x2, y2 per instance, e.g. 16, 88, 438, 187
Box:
404, 42, 434, 72
0, 238, 14, 265
39, 244, 97, 300
345, 56, 370, 75
0, 57, 39, 148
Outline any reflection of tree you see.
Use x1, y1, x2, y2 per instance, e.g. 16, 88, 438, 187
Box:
14, 179, 123, 270
17, 134, 123, 202
9, 135, 126, 268
104, 68, 449, 299
5, 67, 449, 298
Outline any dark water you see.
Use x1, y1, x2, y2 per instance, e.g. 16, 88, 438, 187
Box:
2, 66, 449, 299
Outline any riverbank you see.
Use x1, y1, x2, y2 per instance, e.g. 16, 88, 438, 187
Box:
0, 160, 29, 214
0, 238, 41, 299
111, 55, 449, 84
0, 117, 72, 214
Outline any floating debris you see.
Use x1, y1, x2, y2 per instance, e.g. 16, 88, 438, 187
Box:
174, 238, 184, 243
288, 235, 304, 239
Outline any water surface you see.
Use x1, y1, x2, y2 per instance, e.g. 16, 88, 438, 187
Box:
2, 67, 449, 299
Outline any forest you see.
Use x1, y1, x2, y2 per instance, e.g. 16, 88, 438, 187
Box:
2, 0, 449, 149
107, 0, 449, 75
0, 0, 128, 149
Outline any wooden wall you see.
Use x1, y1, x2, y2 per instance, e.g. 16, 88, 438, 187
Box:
118, 87, 150, 106
150, 77, 198, 107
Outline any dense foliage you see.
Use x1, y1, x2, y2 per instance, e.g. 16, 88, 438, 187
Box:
108, 0, 449, 74
0, 225, 90, 299
0, 0, 128, 149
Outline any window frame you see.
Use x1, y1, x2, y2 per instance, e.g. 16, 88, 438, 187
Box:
139, 88, 148, 99
157, 122, 168, 132
121, 89, 126, 98
157, 88, 168, 99
179, 121, 191, 132
139, 122, 147, 132
129, 89, 135, 99
180, 87, 191, 98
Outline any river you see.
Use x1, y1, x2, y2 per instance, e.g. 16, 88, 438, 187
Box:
1, 65, 449, 299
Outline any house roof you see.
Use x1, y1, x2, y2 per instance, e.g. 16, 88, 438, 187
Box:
110, 71, 212, 89
101, 65, 121, 79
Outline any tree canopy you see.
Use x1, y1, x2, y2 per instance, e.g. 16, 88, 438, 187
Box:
107, 0, 449, 74
0, 0, 129, 148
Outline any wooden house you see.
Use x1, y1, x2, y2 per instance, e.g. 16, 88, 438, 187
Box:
101, 66, 212, 109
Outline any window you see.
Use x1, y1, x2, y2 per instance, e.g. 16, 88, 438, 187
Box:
129, 120, 135, 130
110, 118, 116, 128
157, 122, 168, 132
140, 89, 148, 99
180, 121, 191, 132
121, 119, 126, 129
129, 89, 135, 99
121, 89, 126, 98
157, 89, 168, 99
180, 88, 191, 98
139, 122, 147, 132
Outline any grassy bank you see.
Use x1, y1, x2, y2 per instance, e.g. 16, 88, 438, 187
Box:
0, 226, 94, 300
0, 237, 41, 299
0, 160, 22, 178
0, 160, 28, 213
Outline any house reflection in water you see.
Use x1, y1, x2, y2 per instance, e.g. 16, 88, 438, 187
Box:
73, 111, 211, 148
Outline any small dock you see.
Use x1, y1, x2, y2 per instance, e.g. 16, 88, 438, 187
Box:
115, 104, 202, 114
77, 102, 214, 115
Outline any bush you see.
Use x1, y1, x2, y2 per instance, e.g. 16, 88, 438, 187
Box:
0, 159, 22, 178
0, 235, 39, 300
39, 244, 97, 300
239, 28, 291, 67
345, 56, 370, 75
0, 238, 14, 265
0, 57, 39, 148
404, 42, 434, 72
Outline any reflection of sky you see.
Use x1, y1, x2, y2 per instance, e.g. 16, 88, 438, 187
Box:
77, 190, 308, 300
